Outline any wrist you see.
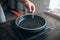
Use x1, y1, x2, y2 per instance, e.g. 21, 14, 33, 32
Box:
17, 0, 29, 3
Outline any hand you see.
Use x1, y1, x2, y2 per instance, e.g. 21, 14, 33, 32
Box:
23, 0, 36, 13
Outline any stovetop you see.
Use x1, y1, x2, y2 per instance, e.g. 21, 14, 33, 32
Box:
12, 24, 50, 40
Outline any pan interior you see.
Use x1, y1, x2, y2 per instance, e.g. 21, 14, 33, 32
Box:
17, 15, 45, 29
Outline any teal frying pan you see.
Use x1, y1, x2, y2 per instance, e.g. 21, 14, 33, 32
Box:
10, 10, 46, 33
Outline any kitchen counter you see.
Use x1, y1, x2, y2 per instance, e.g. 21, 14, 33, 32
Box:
0, 11, 60, 40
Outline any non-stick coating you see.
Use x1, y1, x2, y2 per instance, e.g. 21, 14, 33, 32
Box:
16, 15, 45, 29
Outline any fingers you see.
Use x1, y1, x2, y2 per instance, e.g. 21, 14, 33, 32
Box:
31, 4, 35, 13
27, 4, 32, 13
23, 1, 36, 13
27, 4, 36, 13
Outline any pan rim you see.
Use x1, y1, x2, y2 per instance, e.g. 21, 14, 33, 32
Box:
15, 15, 47, 30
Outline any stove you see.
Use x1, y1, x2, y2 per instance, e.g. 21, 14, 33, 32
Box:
11, 20, 51, 40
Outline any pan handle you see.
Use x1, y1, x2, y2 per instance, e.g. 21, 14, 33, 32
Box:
10, 10, 22, 17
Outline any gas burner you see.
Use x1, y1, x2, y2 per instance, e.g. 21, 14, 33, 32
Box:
11, 20, 51, 40
12, 26, 50, 40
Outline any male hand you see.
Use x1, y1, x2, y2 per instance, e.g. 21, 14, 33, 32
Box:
23, 0, 36, 13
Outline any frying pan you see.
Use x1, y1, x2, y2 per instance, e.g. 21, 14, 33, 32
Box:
10, 10, 47, 33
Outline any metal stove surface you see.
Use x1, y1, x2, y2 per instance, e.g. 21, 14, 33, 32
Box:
12, 25, 50, 40
11, 20, 50, 40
